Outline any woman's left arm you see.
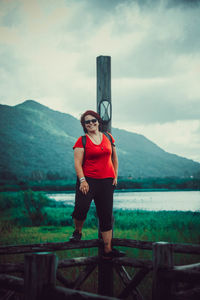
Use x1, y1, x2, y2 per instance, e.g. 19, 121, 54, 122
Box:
112, 146, 118, 186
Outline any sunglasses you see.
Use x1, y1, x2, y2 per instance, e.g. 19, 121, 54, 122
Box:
84, 118, 97, 125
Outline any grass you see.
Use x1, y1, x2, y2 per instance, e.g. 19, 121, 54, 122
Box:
0, 191, 200, 299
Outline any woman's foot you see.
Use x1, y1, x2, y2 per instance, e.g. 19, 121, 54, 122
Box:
102, 248, 126, 260
69, 230, 82, 242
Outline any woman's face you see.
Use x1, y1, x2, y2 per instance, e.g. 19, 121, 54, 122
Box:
84, 114, 99, 133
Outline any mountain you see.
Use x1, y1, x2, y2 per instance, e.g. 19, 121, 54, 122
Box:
0, 100, 200, 180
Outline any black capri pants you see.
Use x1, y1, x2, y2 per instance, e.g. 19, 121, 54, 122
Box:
71, 177, 114, 232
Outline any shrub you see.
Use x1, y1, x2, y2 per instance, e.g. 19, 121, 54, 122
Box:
22, 190, 49, 226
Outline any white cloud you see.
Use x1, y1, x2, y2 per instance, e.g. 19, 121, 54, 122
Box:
113, 119, 200, 162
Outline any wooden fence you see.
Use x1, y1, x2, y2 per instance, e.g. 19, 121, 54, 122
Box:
0, 238, 200, 299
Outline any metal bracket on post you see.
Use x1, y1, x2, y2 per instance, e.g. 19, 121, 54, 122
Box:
99, 99, 112, 123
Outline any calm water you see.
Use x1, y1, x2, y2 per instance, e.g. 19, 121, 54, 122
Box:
47, 190, 200, 212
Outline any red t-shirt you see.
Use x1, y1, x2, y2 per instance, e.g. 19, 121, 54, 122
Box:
73, 133, 116, 179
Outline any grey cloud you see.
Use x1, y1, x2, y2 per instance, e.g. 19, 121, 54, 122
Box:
0, 46, 17, 73
113, 10, 200, 78
0, 1, 22, 27
112, 82, 200, 124
113, 49, 177, 79
73, 0, 200, 80
166, 0, 200, 9
0, 47, 26, 104
78, 0, 200, 11
113, 99, 200, 124
59, 0, 114, 36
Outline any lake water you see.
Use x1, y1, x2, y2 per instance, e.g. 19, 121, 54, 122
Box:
47, 190, 200, 212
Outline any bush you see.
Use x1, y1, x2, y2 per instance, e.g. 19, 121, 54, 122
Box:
0, 192, 23, 210
0, 219, 16, 233
22, 190, 49, 226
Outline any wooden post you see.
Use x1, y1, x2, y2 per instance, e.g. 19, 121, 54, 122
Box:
24, 252, 58, 300
96, 55, 112, 133
152, 242, 174, 300
97, 55, 113, 297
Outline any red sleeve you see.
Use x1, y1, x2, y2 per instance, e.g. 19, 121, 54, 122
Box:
73, 136, 83, 149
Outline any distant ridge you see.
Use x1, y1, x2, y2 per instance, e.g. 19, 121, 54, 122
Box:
0, 100, 200, 180
16, 99, 69, 115
16, 99, 45, 108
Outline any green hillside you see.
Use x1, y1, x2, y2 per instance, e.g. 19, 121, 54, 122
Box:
0, 100, 200, 180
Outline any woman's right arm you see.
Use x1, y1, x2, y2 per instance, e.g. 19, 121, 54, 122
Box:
74, 148, 89, 194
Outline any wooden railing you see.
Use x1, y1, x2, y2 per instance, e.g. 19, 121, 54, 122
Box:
0, 239, 200, 299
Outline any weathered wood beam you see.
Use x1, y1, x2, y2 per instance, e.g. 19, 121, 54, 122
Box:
171, 287, 200, 300
161, 268, 200, 283
1, 239, 200, 255
112, 239, 154, 250
175, 262, 200, 272
0, 290, 15, 300
0, 256, 99, 273
114, 265, 144, 300
114, 265, 131, 285
72, 264, 97, 290
0, 240, 100, 255
0, 274, 24, 293
113, 257, 153, 269
43, 285, 119, 300
112, 238, 200, 254
0, 262, 24, 273
58, 256, 99, 268
56, 270, 73, 288
118, 268, 149, 299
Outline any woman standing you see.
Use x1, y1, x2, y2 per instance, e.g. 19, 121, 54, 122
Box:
70, 110, 125, 259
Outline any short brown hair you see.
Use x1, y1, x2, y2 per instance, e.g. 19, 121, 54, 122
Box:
80, 110, 102, 133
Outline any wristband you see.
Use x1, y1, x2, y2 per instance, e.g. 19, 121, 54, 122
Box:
79, 177, 86, 183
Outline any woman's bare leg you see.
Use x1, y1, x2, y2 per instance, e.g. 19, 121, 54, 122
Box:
101, 229, 112, 253
74, 219, 84, 233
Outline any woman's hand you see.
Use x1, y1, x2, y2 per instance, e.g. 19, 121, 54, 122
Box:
79, 180, 89, 195
112, 177, 117, 186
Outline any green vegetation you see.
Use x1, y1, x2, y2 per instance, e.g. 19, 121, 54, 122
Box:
0, 191, 200, 299
1, 176, 200, 192
1, 190, 200, 239
118, 176, 200, 190
0, 179, 76, 192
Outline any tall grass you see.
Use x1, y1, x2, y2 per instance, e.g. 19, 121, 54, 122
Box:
1, 191, 200, 238
1, 190, 199, 247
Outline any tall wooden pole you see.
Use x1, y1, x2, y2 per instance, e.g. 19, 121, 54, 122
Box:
97, 55, 113, 297
96, 56, 112, 133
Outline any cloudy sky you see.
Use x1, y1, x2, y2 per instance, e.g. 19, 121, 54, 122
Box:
1, 0, 200, 162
